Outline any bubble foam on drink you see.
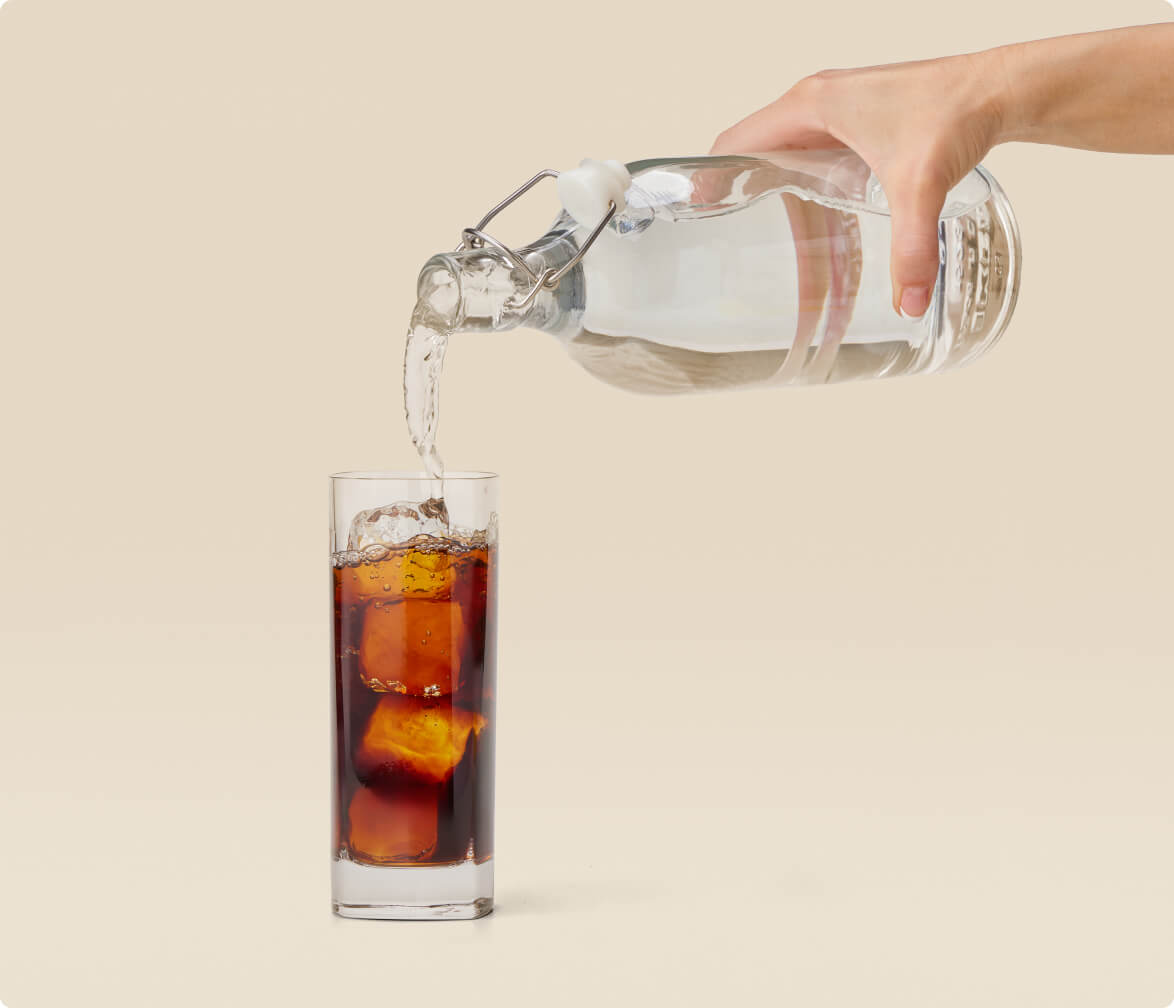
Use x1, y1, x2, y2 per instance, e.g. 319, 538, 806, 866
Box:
331, 499, 495, 569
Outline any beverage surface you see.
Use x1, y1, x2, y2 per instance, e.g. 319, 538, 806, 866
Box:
332, 504, 496, 867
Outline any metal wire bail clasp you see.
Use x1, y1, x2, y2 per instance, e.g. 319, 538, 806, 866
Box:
457, 169, 617, 313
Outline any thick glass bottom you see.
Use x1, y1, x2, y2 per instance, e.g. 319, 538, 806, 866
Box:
332, 857, 493, 920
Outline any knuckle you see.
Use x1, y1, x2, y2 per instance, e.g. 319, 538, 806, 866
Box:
788, 69, 842, 120
790, 72, 822, 99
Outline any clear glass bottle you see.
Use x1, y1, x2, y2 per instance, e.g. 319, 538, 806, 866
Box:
415, 150, 1021, 394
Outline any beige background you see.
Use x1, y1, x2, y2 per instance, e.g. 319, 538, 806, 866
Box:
1, 0, 1173, 1005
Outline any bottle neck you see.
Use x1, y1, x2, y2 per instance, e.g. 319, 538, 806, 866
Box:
416, 223, 583, 337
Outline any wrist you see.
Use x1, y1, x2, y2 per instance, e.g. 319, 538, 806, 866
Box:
978, 44, 1030, 145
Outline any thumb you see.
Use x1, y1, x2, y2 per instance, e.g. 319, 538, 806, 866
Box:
885, 175, 947, 318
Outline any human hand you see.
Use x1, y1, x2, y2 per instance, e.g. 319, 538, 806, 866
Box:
711, 51, 1007, 317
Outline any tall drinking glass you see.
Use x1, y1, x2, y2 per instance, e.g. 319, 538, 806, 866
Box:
330, 472, 498, 920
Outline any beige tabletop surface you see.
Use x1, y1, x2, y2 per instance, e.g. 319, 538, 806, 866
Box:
1, 0, 1172, 1005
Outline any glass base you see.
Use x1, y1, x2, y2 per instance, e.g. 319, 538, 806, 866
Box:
332, 857, 493, 920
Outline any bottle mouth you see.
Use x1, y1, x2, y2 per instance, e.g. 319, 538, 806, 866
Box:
417, 244, 563, 333
418, 248, 520, 331
416, 255, 464, 330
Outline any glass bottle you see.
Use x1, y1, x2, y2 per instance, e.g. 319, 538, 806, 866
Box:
414, 150, 1021, 394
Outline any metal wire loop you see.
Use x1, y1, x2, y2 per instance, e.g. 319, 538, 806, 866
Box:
457, 169, 618, 311
459, 228, 537, 281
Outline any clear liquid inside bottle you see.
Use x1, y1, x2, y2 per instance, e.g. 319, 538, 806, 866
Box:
404, 152, 1021, 468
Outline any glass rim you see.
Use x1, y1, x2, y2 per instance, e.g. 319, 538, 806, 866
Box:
330, 470, 498, 482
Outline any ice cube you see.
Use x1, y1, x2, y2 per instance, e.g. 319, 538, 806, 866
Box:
348, 498, 450, 551
359, 598, 465, 696
356, 696, 485, 785
347, 785, 438, 864
342, 549, 457, 603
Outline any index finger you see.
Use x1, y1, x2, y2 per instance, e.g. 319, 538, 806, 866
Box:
711, 88, 837, 155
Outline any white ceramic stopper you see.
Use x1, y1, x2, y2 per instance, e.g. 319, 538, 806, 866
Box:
557, 158, 630, 228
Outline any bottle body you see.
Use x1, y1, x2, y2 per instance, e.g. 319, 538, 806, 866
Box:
418, 151, 1021, 395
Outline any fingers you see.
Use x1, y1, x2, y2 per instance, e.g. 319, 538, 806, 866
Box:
689, 163, 743, 207
885, 173, 948, 317
710, 80, 836, 155
711, 58, 989, 320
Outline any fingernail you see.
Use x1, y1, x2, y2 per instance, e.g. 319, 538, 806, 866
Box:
899, 286, 930, 319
